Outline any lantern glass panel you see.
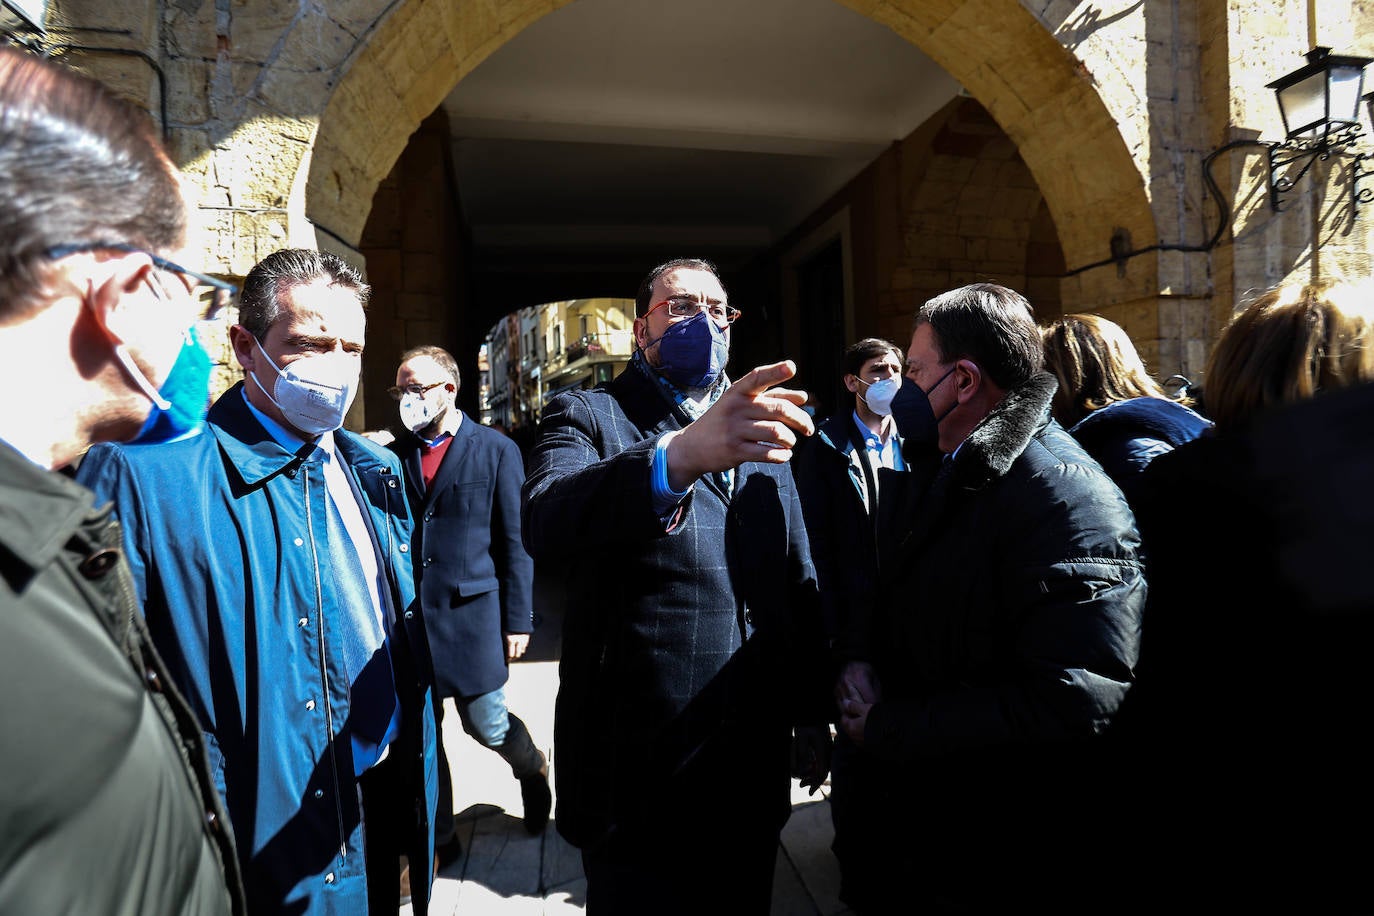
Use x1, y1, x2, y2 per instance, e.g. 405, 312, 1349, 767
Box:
1278, 70, 1328, 138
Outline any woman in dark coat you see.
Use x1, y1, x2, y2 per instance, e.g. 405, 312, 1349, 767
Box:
1041, 313, 1211, 507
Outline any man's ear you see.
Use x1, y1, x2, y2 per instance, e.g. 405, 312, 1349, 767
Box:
843, 373, 859, 394
83, 252, 155, 346
954, 359, 982, 402
228, 323, 258, 371
632, 315, 648, 349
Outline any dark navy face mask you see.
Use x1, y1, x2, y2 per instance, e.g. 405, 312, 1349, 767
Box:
889, 365, 956, 444
648, 310, 730, 390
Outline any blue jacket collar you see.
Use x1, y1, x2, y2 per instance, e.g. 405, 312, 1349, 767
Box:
208, 383, 389, 487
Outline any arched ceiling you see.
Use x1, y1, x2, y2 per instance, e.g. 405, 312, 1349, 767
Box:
439, 0, 963, 266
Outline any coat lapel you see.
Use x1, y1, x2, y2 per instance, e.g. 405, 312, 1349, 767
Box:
399, 438, 425, 505
423, 417, 475, 510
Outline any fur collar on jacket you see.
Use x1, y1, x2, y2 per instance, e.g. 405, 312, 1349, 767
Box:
950, 370, 1057, 486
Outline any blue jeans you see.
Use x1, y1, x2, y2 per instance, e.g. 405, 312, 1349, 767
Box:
435, 687, 512, 845
453, 686, 510, 748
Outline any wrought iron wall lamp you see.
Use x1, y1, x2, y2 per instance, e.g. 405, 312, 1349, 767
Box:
1260, 47, 1373, 214
1066, 48, 1374, 277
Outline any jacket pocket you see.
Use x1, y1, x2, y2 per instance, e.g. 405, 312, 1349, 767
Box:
452, 576, 499, 600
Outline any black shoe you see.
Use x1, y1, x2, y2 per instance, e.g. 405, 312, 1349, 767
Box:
520, 765, 552, 835
435, 835, 464, 870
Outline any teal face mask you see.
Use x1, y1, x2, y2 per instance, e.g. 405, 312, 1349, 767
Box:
114, 325, 214, 444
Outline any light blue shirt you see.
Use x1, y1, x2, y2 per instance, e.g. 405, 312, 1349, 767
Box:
852, 411, 904, 472
241, 390, 399, 769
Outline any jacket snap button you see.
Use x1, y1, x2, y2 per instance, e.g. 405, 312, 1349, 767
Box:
399, 544, 408, 553
305, 699, 316, 711
78, 548, 119, 579
404, 610, 414, 620
314, 789, 324, 799
387, 479, 398, 488
298, 617, 309, 628
145, 668, 163, 692
324, 873, 335, 885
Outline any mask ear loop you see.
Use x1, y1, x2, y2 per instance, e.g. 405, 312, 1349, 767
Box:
245, 336, 292, 413
111, 342, 172, 410
104, 274, 176, 411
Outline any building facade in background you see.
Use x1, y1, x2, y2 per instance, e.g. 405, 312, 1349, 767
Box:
483, 298, 634, 434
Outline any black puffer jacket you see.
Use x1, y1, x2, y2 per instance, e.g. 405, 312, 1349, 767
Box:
858, 372, 1145, 908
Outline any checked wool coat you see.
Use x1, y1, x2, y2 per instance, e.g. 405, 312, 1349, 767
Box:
521, 360, 829, 851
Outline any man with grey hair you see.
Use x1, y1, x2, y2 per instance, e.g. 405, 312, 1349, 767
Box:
836, 282, 1145, 912
0, 44, 244, 916
79, 248, 438, 916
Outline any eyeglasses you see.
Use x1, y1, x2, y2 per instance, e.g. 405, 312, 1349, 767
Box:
386, 381, 446, 401
646, 296, 741, 326
45, 242, 239, 321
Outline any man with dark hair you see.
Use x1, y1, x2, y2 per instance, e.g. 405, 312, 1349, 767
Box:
790, 336, 916, 912
387, 344, 550, 868
0, 46, 244, 915
78, 248, 438, 916
837, 282, 1145, 912
523, 257, 832, 913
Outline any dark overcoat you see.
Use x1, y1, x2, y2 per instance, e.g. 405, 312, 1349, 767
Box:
1124, 380, 1374, 912
521, 362, 828, 849
390, 413, 534, 699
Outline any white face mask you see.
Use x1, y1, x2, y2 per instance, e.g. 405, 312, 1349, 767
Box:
398, 390, 443, 433
249, 337, 360, 435
861, 376, 901, 416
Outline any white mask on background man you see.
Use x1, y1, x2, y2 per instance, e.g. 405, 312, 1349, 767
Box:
861, 377, 901, 416
398, 390, 442, 433
249, 337, 359, 435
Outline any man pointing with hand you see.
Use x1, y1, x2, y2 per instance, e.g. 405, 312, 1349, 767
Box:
522, 258, 831, 914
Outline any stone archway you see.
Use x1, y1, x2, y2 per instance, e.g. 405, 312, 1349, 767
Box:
292, 0, 1168, 409
304, 2, 575, 258
303, 0, 1158, 299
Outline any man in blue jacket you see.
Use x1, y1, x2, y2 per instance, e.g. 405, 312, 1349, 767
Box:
790, 337, 914, 913
79, 248, 438, 916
